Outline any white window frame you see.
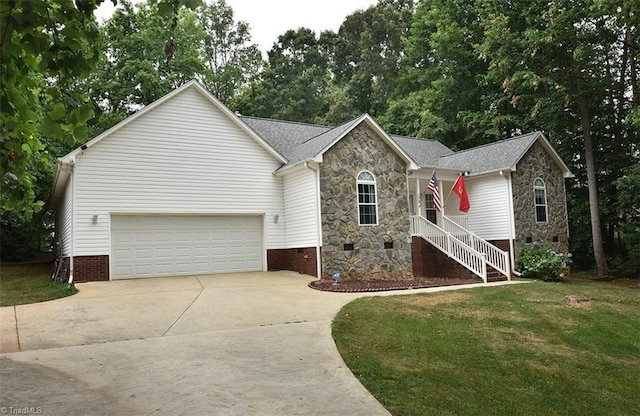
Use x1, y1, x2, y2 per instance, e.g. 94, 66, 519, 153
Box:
357, 170, 378, 226
534, 178, 548, 223
425, 194, 437, 224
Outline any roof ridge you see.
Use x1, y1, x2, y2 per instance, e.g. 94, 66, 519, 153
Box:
238, 115, 333, 129
299, 115, 363, 144
440, 131, 540, 158
390, 133, 447, 145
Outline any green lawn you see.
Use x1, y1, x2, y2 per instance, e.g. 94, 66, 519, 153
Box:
0, 262, 77, 307
333, 279, 640, 416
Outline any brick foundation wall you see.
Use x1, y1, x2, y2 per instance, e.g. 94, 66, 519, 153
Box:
489, 239, 511, 254
411, 237, 477, 279
267, 247, 318, 277
71, 255, 110, 282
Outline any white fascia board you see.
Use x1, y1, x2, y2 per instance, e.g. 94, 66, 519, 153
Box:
411, 166, 463, 181
272, 161, 309, 176
360, 115, 420, 169
47, 159, 73, 209
466, 168, 515, 179
312, 114, 420, 169
535, 133, 574, 178
191, 82, 287, 164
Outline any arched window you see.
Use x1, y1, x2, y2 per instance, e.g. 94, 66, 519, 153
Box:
357, 171, 378, 225
534, 178, 548, 223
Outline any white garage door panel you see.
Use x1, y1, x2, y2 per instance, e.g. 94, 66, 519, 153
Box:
111, 216, 263, 279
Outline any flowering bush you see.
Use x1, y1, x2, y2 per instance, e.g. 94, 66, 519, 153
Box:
516, 242, 571, 282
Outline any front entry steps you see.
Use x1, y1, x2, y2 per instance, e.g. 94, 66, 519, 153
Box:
411, 215, 512, 283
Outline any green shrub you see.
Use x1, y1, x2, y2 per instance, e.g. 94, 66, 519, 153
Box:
516, 242, 571, 282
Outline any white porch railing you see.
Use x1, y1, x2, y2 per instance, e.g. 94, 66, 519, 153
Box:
441, 216, 511, 279
446, 214, 469, 229
411, 215, 487, 282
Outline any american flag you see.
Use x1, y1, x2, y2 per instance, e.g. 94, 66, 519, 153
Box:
427, 170, 442, 212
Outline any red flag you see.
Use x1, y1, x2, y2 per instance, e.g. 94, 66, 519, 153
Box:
452, 174, 470, 213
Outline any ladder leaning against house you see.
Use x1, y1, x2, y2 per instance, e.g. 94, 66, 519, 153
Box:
410, 215, 511, 283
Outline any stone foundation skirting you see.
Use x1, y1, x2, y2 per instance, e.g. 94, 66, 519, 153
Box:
267, 247, 318, 277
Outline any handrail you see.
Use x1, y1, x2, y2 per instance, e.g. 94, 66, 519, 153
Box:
411, 215, 487, 282
446, 215, 469, 229
441, 216, 511, 279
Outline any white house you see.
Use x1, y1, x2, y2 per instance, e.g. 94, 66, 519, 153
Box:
49, 81, 573, 283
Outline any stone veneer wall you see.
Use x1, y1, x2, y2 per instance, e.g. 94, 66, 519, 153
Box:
512, 142, 569, 256
319, 123, 413, 280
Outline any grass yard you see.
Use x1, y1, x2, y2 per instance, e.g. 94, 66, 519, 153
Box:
0, 261, 77, 306
333, 279, 640, 416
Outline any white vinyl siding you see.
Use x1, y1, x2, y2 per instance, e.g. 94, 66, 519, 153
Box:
57, 180, 74, 257
283, 167, 318, 248
464, 175, 512, 240
71, 86, 284, 256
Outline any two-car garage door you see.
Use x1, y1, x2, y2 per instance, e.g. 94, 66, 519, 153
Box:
111, 215, 263, 279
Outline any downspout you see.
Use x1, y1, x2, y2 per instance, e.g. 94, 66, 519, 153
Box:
506, 171, 520, 278
305, 162, 322, 279
68, 159, 76, 285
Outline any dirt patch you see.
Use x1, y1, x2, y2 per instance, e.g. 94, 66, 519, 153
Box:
308, 277, 484, 293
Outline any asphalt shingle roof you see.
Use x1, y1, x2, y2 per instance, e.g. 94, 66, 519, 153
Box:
436, 131, 541, 174
239, 115, 543, 175
239, 116, 331, 161
286, 117, 364, 164
391, 134, 454, 167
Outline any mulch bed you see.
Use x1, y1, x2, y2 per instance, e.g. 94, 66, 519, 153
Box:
308, 277, 485, 293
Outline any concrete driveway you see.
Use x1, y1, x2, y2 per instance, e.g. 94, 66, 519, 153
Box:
0, 272, 520, 415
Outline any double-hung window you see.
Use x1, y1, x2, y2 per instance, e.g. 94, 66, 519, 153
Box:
425, 194, 437, 224
357, 171, 378, 225
534, 178, 548, 223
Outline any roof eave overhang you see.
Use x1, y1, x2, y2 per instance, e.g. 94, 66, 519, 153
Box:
273, 159, 316, 175
46, 159, 74, 210
465, 167, 515, 178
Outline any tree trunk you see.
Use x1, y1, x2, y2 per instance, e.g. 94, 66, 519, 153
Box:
577, 98, 609, 277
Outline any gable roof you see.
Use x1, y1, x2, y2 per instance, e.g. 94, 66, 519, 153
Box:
238, 114, 572, 178
436, 131, 573, 178
50, 81, 572, 208
242, 113, 420, 172
60, 80, 287, 165
49, 80, 288, 207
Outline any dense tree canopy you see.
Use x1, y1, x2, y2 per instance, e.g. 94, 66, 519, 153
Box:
1, 0, 102, 215
87, 0, 258, 135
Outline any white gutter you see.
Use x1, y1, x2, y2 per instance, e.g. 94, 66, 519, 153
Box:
305, 162, 323, 279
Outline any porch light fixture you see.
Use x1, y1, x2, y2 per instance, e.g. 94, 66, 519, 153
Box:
274, 214, 279, 224
92, 214, 98, 224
